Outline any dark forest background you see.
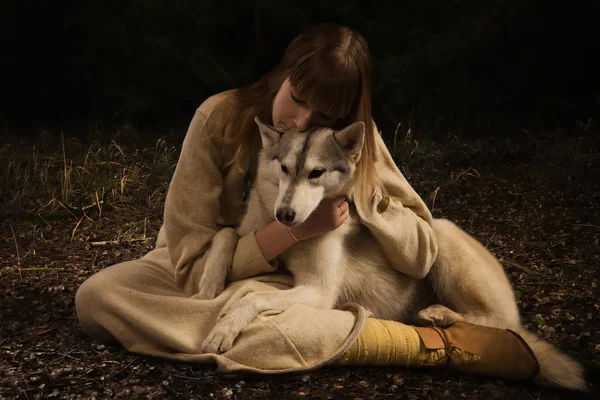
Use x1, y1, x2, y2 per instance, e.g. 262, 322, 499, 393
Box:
2, 0, 599, 142
2, 3, 600, 399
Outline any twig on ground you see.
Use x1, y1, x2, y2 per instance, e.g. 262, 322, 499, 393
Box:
500, 259, 534, 274
90, 237, 155, 247
10, 225, 23, 282
112, 358, 138, 378
91, 251, 101, 268
5, 267, 66, 273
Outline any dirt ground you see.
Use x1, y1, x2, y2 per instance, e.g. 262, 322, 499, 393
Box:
1, 129, 599, 399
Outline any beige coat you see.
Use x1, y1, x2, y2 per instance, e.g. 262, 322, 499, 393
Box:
161, 91, 438, 295
75, 91, 438, 374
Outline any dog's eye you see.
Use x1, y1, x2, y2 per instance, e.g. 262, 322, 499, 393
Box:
308, 169, 324, 179
281, 164, 288, 174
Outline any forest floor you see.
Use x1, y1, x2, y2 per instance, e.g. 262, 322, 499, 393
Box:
1, 127, 599, 399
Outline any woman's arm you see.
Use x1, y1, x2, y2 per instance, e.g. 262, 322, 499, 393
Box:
356, 128, 439, 280
163, 93, 279, 294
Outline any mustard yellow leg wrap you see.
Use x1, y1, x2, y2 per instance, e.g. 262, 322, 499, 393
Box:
330, 318, 541, 383
331, 318, 447, 367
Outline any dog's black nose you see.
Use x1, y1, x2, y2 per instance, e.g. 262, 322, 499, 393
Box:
276, 207, 296, 225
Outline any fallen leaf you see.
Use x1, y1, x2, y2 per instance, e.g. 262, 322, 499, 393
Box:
23, 324, 56, 341
392, 374, 405, 386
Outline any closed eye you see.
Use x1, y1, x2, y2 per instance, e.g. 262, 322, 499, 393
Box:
318, 111, 334, 121
290, 92, 305, 105
308, 169, 324, 179
291, 89, 333, 121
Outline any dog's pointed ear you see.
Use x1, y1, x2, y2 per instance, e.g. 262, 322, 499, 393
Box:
334, 121, 365, 163
255, 116, 282, 149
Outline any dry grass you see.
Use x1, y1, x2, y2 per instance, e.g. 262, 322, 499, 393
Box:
0, 123, 598, 399
0, 131, 177, 218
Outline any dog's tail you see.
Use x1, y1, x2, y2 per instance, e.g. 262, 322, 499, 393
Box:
512, 326, 587, 392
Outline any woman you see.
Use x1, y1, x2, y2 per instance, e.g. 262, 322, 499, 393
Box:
74, 23, 558, 387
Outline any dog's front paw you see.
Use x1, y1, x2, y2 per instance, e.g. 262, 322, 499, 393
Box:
201, 311, 247, 354
196, 279, 226, 301
196, 228, 236, 300
196, 259, 230, 300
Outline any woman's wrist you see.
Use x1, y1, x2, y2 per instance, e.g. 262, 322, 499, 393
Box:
289, 225, 309, 241
255, 220, 300, 262
288, 226, 300, 242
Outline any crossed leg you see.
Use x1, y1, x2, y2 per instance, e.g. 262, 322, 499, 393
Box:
202, 285, 331, 353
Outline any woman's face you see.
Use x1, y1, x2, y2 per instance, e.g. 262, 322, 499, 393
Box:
271, 77, 338, 132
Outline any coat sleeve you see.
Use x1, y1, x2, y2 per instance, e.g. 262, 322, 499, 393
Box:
162, 93, 277, 294
356, 125, 438, 280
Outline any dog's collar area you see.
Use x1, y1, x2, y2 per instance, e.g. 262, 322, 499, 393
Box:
242, 168, 253, 203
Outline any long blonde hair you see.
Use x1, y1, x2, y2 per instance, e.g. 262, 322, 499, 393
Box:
206, 23, 379, 211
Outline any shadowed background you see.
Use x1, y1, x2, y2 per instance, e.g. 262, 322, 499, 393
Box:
2, 0, 599, 142
1, 2, 600, 399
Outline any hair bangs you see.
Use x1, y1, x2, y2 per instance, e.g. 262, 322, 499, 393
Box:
289, 54, 360, 121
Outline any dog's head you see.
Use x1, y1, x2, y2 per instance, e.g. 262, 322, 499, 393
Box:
254, 116, 365, 227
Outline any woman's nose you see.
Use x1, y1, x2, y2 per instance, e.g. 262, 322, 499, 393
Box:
294, 110, 315, 131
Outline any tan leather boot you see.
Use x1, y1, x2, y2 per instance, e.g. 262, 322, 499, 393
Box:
414, 322, 540, 381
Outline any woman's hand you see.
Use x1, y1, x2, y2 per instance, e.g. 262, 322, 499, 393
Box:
290, 195, 349, 240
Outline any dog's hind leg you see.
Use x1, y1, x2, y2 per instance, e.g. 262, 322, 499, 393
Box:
417, 304, 468, 326
419, 218, 521, 329
421, 219, 587, 392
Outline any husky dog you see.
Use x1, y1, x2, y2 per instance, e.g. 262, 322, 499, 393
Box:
200, 117, 585, 391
